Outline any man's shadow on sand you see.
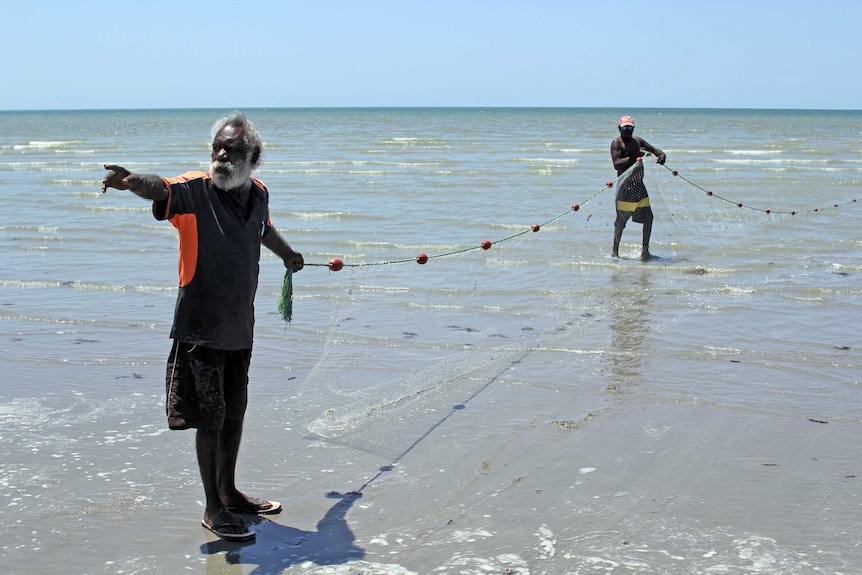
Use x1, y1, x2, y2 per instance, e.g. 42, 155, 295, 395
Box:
201, 491, 364, 575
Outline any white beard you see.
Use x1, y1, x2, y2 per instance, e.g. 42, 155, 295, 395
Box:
210, 159, 253, 191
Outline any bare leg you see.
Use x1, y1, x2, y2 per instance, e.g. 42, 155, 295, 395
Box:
211, 418, 281, 514
197, 427, 248, 536
640, 213, 654, 260
612, 212, 630, 258
216, 417, 253, 507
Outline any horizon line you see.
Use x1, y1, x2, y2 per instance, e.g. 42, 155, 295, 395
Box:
2, 105, 861, 114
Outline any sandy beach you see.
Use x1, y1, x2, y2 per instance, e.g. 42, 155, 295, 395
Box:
2, 107, 861, 574
3, 348, 860, 575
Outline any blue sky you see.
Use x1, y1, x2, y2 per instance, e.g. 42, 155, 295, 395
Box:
3, 0, 859, 110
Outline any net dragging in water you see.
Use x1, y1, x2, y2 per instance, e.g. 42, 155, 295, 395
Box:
295, 232, 598, 442
282, 159, 858, 444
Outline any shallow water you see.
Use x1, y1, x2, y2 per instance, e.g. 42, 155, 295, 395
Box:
1, 108, 860, 573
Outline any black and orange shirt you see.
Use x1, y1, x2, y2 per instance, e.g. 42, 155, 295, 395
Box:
153, 171, 273, 350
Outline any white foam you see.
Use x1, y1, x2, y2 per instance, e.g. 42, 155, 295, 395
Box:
432, 553, 529, 574
295, 561, 418, 574
12, 140, 81, 150
535, 524, 557, 559
450, 529, 494, 543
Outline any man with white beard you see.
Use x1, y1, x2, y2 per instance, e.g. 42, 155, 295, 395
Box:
102, 112, 303, 541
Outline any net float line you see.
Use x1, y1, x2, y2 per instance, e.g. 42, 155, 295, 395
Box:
660, 162, 858, 216
305, 157, 858, 272
307, 169, 618, 272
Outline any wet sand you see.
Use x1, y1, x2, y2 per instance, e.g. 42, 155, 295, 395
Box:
3, 357, 860, 575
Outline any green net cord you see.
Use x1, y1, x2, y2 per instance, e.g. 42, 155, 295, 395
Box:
278, 268, 293, 323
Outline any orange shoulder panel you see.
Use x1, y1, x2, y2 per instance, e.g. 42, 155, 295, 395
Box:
161, 172, 206, 288
170, 213, 198, 287
250, 177, 273, 226
163, 171, 209, 185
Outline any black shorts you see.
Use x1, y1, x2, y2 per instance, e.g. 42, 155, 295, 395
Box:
616, 205, 653, 224
165, 340, 251, 430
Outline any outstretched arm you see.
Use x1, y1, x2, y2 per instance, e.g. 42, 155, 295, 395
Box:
102, 164, 168, 201
262, 225, 304, 272
637, 138, 666, 165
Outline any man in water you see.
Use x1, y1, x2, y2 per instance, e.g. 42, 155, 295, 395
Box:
101, 112, 304, 541
610, 115, 666, 260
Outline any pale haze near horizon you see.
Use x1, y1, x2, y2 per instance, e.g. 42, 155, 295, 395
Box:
2, 0, 859, 111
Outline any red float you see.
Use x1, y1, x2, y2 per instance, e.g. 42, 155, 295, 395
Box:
571, 203, 580, 211
416, 253, 428, 265
328, 257, 344, 272
481, 240, 492, 250
531, 224, 540, 232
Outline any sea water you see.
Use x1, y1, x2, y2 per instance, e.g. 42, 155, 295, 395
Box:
0, 108, 860, 573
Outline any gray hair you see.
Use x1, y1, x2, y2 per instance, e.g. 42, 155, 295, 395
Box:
210, 111, 263, 168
